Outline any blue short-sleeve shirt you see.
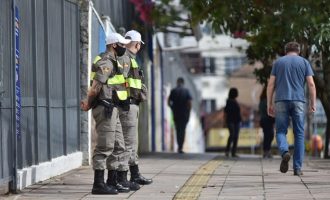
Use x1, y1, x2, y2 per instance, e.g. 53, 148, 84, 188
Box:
271, 55, 314, 103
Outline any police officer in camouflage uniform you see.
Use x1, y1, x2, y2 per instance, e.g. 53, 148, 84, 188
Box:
90, 41, 131, 191
81, 32, 131, 195
113, 30, 153, 187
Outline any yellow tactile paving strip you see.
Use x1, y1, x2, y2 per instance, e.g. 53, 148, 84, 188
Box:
173, 157, 222, 200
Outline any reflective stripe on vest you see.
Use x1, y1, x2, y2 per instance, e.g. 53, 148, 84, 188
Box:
127, 77, 142, 89
111, 61, 127, 100
131, 58, 138, 68
116, 91, 128, 101
90, 55, 102, 80
107, 74, 126, 85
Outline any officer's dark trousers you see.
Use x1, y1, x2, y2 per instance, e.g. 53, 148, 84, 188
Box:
174, 116, 189, 152
225, 123, 240, 156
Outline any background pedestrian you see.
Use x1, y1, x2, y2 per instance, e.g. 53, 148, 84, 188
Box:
168, 77, 192, 153
259, 86, 275, 158
224, 87, 241, 158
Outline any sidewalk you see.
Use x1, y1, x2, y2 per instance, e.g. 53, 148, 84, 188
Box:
1, 152, 330, 200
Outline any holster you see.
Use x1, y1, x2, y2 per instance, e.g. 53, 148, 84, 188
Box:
98, 99, 114, 118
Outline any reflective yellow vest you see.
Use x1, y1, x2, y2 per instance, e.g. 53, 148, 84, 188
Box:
126, 58, 142, 99
91, 54, 128, 101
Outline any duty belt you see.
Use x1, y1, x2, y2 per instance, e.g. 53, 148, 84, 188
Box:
98, 99, 115, 107
98, 99, 115, 118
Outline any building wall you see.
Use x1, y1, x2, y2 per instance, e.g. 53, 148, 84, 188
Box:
92, 0, 135, 30
193, 76, 228, 109
179, 35, 248, 113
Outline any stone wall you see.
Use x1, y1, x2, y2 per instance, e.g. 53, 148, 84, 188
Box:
78, 0, 90, 165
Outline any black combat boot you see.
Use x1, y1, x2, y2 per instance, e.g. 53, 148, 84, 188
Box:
129, 165, 153, 185
117, 170, 140, 191
91, 170, 118, 195
107, 170, 130, 193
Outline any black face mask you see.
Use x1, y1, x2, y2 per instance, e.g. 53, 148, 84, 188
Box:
114, 45, 126, 57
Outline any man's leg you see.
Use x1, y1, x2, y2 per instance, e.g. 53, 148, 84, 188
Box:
106, 119, 130, 193
291, 101, 305, 174
225, 123, 234, 156
180, 119, 189, 153
261, 121, 269, 156
116, 107, 140, 190
120, 104, 138, 167
91, 106, 118, 195
275, 102, 291, 173
275, 102, 290, 155
120, 104, 152, 185
180, 128, 187, 152
263, 118, 275, 157
175, 120, 185, 153
265, 122, 274, 152
107, 120, 126, 171
231, 123, 240, 157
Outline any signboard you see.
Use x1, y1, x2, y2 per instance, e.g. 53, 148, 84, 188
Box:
207, 128, 294, 148
15, 6, 21, 139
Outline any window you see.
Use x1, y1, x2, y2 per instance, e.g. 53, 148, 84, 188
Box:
203, 57, 215, 74
181, 53, 204, 74
201, 99, 216, 114
224, 56, 246, 75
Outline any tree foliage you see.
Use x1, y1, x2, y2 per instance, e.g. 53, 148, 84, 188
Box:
153, 0, 330, 158
151, 0, 193, 36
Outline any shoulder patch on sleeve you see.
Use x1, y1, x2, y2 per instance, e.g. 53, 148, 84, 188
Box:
101, 66, 111, 74
96, 59, 113, 75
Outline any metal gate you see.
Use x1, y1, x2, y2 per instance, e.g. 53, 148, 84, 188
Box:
0, 0, 80, 190
0, 0, 15, 187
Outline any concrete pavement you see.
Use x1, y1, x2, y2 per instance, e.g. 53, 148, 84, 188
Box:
1, 152, 330, 200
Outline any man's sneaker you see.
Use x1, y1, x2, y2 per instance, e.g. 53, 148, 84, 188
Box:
294, 169, 303, 176
280, 152, 291, 173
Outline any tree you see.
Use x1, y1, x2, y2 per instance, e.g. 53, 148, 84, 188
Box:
150, 0, 194, 36
153, 0, 330, 157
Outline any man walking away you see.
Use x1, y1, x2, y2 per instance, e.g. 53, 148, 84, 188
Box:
267, 41, 316, 176
168, 77, 192, 153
